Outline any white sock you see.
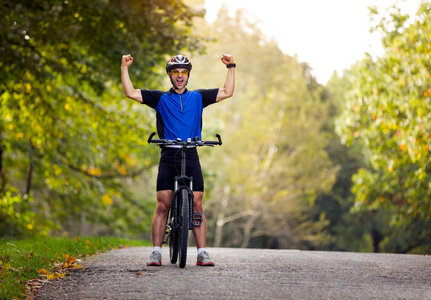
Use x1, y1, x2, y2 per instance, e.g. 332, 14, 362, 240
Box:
197, 248, 207, 255
153, 247, 162, 254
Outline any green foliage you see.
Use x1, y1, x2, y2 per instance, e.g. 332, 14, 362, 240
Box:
0, 192, 51, 237
0, 236, 150, 299
336, 2, 431, 253
0, 0, 204, 237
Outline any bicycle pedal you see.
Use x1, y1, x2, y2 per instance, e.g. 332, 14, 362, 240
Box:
192, 213, 203, 226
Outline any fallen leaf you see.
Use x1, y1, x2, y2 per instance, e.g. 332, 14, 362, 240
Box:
46, 272, 65, 280
37, 269, 49, 275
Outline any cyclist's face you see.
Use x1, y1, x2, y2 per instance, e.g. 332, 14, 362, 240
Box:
170, 68, 189, 90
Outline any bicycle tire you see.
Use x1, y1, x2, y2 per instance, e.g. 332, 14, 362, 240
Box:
178, 188, 189, 268
168, 207, 179, 264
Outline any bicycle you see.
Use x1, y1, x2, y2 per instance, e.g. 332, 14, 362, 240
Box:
147, 132, 222, 268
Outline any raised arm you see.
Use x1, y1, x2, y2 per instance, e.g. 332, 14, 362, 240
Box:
121, 54, 143, 103
216, 54, 235, 102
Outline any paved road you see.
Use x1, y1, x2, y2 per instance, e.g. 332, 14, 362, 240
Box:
36, 247, 431, 299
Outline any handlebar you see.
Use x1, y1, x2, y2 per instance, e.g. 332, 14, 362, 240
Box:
147, 132, 222, 147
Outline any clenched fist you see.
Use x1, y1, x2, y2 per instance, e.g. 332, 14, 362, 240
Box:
122, 54, 134, 67
220, 54, 234, 65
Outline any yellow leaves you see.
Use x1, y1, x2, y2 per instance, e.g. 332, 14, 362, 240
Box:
35, 124, 43, 132
423, 87, 431, 97
25, 82, 32, 93
46, 273, 65, 280
37, 268, 49, 275
25, 70, 34, 80
2, 262, 11, 271
13, 92, 21, 100
80, 64, 87, 74
62, 254, 83, 269
87, 167, 102, 177
102, 194, 113, 206
65, 103, 72, 111
114, 163, 127, 176
37, 254, 83, 281
38, 267, 65, 280
74, 12, 84, 22
53, 164, 62, 176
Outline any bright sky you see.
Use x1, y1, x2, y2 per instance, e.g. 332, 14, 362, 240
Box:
204, 0, 422, 84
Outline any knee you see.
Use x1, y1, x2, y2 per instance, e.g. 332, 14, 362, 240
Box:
193, 192, 204, 212
155, 201, 169, 215
155, 191, 172, 215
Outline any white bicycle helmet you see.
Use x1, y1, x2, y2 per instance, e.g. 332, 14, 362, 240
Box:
166, 55, 192, 73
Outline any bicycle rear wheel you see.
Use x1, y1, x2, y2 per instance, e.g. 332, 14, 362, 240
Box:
168, 207, 179, 264
178, 188, 189, 268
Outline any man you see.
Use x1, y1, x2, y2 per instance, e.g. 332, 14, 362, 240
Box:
121, 53, 235, 266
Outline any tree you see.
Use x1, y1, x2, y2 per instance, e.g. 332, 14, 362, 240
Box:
336, 2, 431, 253
0, 0, 204, 237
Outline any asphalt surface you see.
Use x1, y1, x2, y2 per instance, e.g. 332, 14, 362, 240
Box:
35, 247, 431, 299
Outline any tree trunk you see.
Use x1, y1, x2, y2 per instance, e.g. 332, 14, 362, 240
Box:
25, 140, 35, 197
214, 185, 230, 247
0, 141, 5, 194
241, 213, 259, 248
371, 228, 383, 253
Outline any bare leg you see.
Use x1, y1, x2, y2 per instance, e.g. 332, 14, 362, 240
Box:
192, 191, 207, 249
152, 190, 174, 247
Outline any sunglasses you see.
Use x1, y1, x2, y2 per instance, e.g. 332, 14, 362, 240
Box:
171, 70, 189, 75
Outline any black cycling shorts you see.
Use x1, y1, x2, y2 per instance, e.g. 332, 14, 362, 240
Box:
156, 147, 204, 192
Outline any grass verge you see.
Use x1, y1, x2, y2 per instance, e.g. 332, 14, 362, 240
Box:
0, 236, 151, 299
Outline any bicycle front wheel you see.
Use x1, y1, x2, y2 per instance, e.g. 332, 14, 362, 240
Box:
178, 188, 189, 268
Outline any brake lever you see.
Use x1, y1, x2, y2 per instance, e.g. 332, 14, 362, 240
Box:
215, 134, 222, 145
148, 132, 156, 143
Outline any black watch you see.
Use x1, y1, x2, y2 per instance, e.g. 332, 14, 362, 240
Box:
226, 63, 236, 68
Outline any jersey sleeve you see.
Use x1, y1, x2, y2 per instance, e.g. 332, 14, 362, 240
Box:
140, 89, 165, 109
196, 88, 219, 108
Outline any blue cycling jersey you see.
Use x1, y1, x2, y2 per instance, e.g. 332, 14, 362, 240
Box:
140, 88, 218, 141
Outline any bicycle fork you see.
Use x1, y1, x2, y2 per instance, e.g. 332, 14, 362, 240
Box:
174, 177, 203, 229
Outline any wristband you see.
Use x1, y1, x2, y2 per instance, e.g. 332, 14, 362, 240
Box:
226, 63, 236, 69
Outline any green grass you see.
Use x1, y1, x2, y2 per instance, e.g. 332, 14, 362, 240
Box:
0, 236, 151, 299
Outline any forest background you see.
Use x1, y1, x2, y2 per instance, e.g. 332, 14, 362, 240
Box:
1, 0, 431, 254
